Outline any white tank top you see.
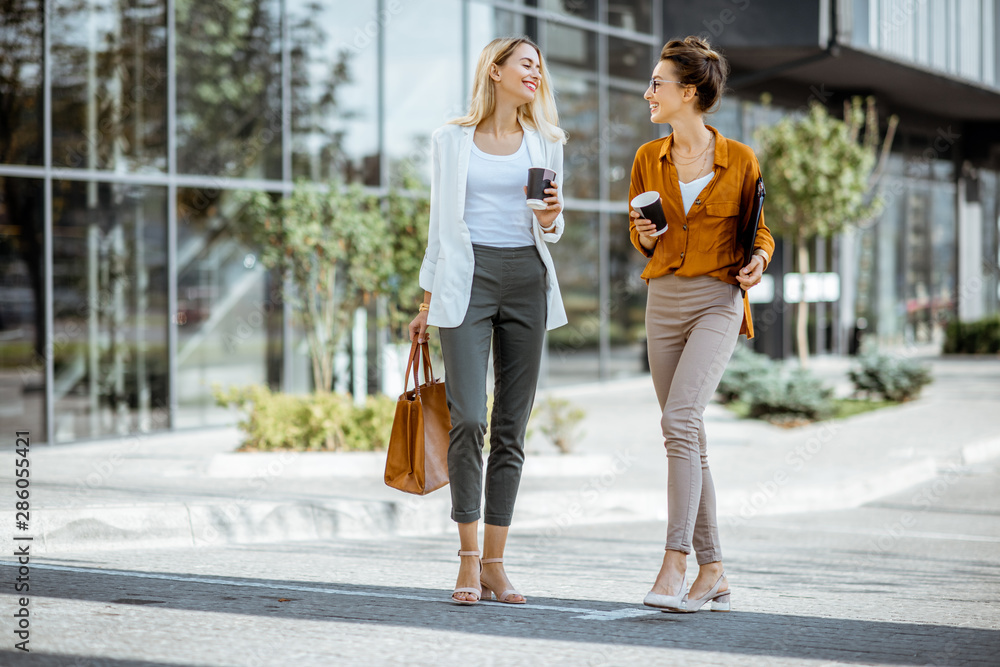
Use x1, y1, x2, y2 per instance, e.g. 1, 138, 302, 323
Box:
463, 137, 535, 247
679, 171, 715, 215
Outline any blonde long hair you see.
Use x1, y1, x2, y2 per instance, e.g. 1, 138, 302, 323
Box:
450, 37, 567, 145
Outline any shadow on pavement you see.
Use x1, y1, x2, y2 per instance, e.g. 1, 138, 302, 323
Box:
0, 651, 194, 666
15, 564, 998, 665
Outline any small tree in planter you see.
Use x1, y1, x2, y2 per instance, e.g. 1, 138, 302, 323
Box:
237, 180, 387, 393
756, 97, 897, 367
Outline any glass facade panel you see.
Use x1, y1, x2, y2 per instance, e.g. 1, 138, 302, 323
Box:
175, 188, 276, 427
544, 22, 598, 72
51, 0, 168, 171
547, 210, 600, 384
607, 211, 649, 375
51, 181, 168, 442
384, 0, 464, 186
0, 2, 44, 166
175, 0, 282, 179
288, 0, 379, 184
0, 177, 45, 438
608, 85, 657, 202
533, 0, 598, 22
607, 0, 654, 33
555, 73, 599, 199
608, 36, 653, 80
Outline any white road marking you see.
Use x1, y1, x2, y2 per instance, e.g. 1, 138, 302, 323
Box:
0, 562, 658, 620
748, 524, 1000, 543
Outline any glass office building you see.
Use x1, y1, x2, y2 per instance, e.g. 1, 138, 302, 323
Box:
2, 0, 999, 445
0, 0, 665, 444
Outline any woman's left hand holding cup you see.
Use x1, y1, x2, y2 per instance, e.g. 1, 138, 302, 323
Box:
524, 181, 562, 230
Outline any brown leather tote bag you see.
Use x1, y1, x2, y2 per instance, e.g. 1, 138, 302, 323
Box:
384, 340, 451, 495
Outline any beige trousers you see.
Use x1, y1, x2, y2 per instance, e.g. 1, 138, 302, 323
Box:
645, 274, 742, 564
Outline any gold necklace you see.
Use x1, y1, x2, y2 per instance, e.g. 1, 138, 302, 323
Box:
672, 133, 713, 162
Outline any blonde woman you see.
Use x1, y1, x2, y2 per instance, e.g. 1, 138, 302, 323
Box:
408, 37, 568, 605
629, 36, 774, 612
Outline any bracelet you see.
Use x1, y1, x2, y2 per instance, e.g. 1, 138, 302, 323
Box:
418, 303, 429, 313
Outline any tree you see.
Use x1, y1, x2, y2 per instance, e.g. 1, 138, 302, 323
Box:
756, 97, 897, 367
236, 181, 387, 393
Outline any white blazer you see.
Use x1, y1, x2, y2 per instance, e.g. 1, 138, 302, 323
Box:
418, 123, 569, 330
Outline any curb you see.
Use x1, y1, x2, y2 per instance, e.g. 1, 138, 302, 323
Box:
204, 452, 621, 479
3, 495, 454, 555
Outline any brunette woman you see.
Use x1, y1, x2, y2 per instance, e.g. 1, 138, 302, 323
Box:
408, 37, 567, 605
629, 36, 774, 613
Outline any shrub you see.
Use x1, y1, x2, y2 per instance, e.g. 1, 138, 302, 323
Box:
717, 345, 777, 404
214, 384, 395, 452
848, 353, 932, 402
529, 396, 586, 454
943, 317, 1000, 354
745, 368, 835, 425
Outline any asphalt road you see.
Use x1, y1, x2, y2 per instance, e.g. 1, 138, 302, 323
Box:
2, 460, 998, 666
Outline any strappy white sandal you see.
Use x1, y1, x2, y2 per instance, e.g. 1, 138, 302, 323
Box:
451, 550, 482, 605
480, 558, 526, 604
681, 571, 731, 612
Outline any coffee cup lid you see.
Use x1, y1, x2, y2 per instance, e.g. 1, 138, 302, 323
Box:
630, 191, 660, 208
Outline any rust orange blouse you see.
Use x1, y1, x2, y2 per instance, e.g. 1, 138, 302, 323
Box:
629, 125, 775, 338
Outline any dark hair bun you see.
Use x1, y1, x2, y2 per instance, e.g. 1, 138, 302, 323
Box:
659, 36, 729, 113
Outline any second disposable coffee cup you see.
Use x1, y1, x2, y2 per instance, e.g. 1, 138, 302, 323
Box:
631, 191, 669, 237
526, 167, 556, 210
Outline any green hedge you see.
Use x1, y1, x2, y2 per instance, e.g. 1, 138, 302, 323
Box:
719, 346, 834, 424
848, 353, 931, 402
943, 317, 1000, 354
214, 384, 396, 452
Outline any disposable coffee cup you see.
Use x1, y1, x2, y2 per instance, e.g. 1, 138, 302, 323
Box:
526, 167, 556, 210
631, 191, 669, 237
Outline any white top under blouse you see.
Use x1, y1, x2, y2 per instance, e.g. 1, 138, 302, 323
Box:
679, 171, 715, 215
463, 137, 535, 247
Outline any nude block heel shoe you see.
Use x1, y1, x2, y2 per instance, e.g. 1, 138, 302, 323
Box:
480, 558, 526, 604
710, 591, 731, 612
451, 550, 482, 605
642, 574, 687, 612
681, 572, 730, 613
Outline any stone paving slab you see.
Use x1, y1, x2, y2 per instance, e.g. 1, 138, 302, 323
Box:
0, 461, 997, 666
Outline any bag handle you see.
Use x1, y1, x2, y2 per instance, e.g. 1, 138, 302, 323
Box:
419, 342, 438, 384
402, 340, 422, 398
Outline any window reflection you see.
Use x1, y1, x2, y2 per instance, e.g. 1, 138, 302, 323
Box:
608, 212, 650, 377
545, 22, 598, 72
609, 85, 657, 202
607, 1, 653, 33
555, 73, 599, 199
535, 0, 598, 22
288, 0, 379, 184
609, 36, 653, 81
51, 181, 168, 442
384, 0, 464, 187
51, 0, 168, 171
176, 189, 277, 427
0, 178, 45, 437
0, 2, 44, 166
175, 0, 282, 179
547, 210, 600, 384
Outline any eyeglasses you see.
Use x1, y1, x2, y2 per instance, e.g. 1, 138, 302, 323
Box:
648, 79, 687, 93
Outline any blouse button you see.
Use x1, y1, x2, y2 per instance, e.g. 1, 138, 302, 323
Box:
680, 252, 685, 258
683, 225, 687, 231
695, 198, 702, 205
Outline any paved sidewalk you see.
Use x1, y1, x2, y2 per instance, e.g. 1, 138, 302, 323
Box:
3, 356, 999, 554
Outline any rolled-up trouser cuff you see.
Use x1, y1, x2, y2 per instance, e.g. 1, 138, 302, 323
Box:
451, 508, 481, 524
484, 512, 513, 527
696, 550, 721, 565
